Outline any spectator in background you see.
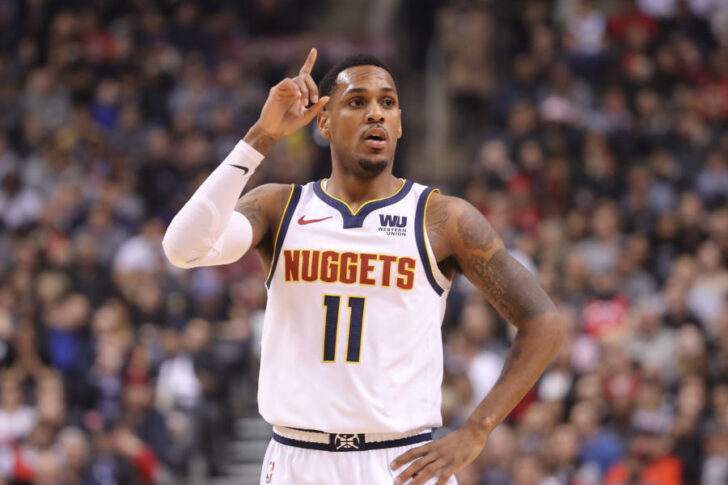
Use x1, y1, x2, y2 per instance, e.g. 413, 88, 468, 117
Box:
479, 425, 518, 485
56, 427, 93, 485
702, 426, 728, 485
625, 299, 677, 380
562, 0, 607, 81
0, 373, 36, 444
155, 326, 200, 413
688, 241, 728, 337
460, 299, 507, 409
580, 200, 623, 273
0, 173, 43, 230
604, 415, 682, 485
697, 148, 728, 208
571, 400, 625, 478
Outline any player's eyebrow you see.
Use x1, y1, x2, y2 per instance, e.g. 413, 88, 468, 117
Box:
343, 87, 396, 95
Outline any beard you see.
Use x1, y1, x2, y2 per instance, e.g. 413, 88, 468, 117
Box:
358, 158, 388, 177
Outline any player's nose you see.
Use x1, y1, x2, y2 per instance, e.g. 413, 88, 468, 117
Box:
366, 103, 385, 123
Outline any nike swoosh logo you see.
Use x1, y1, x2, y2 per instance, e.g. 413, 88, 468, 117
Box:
231, 164, 249, 174
298, 216, 332, 225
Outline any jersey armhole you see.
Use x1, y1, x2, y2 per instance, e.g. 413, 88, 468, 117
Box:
423, 224, 452, 293
415, 188, 450, 296
265, 184, 302, 288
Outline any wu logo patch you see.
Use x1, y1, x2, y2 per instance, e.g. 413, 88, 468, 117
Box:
379, 214, 407, 227
378, 214, 407, 236
265, 461, 275, 483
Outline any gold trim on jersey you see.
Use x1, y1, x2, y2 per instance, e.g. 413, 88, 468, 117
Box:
265, 184, 296, 284
319, 178, 408, 216
423, 189, 447, 294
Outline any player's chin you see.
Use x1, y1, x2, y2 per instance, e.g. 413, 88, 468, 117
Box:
357, 158, 389, 178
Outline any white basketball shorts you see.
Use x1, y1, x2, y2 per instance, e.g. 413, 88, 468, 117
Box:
260, 427, 458, 485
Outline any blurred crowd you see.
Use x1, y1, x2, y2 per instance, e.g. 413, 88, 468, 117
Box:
1, 0, 728, 484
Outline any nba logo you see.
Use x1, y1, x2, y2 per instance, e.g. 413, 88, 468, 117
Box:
265, 461, 275, 483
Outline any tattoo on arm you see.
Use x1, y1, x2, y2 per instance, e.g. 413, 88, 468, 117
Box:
469, 249, 555, 323
243, 124, 281, 155
236, 194, 264, 230
457, 205, 496, 252
456, 204, 555, 325
426, 195, 451, 251
235, 183, 292, 252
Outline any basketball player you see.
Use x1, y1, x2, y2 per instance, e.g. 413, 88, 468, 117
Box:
163, 49, 563, 484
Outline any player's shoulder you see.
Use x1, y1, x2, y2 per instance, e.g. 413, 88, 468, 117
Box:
235, 183, 295, 233
239, 182, 294, 213
426, 190, 476, 221
423, 190, 479, 253
424, 190, 498, 255
242, 182, 294, 202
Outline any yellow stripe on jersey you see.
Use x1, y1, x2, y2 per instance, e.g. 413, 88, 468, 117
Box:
265, 184, 296, 284
319, 179, 408, 216
422, 189, 446, 294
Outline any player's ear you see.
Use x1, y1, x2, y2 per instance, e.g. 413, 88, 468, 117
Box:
318, 109, 330, 139
396, 108, 402, 139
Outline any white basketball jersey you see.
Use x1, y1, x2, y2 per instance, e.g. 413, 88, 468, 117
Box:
258, 179, 451, 434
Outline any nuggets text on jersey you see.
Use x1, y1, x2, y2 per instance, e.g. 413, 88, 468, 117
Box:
283, 249, 416, 289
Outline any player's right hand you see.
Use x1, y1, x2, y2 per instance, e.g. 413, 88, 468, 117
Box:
255, 48, 330, 141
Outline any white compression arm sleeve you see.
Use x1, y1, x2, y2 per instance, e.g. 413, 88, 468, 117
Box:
162, 140, 264, 269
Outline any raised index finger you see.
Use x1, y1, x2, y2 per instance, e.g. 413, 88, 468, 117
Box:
299, 48, 317, 75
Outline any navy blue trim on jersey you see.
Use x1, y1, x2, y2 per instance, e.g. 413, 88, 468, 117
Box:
272, 430, 432, 452
313, 179, 414, 229
265, 184, 302, 288
415, 187, 445, 296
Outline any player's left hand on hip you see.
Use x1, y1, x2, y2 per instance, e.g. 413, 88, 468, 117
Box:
390, 426, 487, 485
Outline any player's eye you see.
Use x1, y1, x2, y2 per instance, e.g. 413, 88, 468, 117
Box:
382, 98, 395, 107
349, 97, 364, 107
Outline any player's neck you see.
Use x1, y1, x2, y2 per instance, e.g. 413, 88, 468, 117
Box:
325, 170, 402, 214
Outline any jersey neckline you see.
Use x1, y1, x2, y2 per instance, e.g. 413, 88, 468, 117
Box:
313, 178, 414, 229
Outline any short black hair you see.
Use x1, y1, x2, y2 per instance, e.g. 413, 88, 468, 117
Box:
318, 54, 397, 98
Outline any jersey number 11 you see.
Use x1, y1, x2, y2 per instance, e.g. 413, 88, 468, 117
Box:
322, 295, 366, 363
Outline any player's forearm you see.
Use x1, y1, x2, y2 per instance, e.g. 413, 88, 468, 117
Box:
463, 311, 564, 437
162, 140, 263, 268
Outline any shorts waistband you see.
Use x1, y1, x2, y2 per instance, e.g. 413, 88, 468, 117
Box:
272, 426, 432, 452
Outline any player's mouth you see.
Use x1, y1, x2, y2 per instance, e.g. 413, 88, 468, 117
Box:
362, 126, 388, 149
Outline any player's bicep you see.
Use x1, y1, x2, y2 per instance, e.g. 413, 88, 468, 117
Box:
235, 183, 292, 250
451, 201, 555, 326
